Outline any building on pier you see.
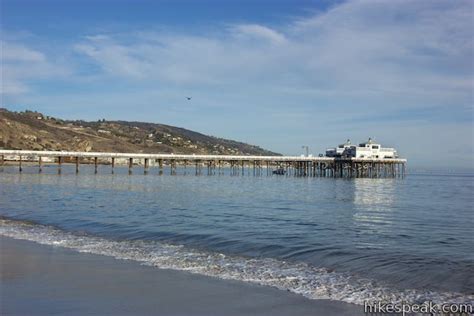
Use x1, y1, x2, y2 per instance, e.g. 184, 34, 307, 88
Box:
325, 139, 353, 157
326, 138, 398, 159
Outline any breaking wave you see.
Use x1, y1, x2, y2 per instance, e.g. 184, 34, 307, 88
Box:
1, 217, 472, 305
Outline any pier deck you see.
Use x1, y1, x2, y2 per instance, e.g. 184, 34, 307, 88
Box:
0, 150, 406, 178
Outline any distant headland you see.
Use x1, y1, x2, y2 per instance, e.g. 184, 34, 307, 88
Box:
0, 108, 279, 156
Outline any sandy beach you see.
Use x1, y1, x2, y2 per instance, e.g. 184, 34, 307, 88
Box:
0, 236, 363, 316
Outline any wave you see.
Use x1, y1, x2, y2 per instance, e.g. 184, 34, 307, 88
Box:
0, 217, 471, 305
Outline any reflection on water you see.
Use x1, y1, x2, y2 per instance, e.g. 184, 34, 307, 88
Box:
353, 179, 397, 244
0, 164, 473, 296
353, 178, 396, 207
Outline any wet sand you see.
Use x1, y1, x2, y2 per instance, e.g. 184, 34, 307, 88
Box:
0, 236, 363, 316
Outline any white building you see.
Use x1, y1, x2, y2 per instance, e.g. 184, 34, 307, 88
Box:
326, 138, 398, 159
325, 139, 352, 157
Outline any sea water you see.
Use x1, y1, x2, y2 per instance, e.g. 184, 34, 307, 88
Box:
0, 165, 472, 305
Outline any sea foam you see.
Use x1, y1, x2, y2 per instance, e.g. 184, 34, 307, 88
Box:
1, 217, 472, 306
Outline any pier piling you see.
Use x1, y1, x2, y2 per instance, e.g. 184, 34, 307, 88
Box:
94, 157, 98, 174
144, 158, 149, 174
57, 156, 62, 174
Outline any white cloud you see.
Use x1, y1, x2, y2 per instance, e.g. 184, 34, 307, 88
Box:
75, 46, 146, 79
232, 24, 287, 44
1, 41, 45, 62
0, 80, 29, 95
67, 0, 472, 108
1, 40, 71, 96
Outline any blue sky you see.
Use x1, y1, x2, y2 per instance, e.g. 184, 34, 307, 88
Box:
1, 0, 473, 169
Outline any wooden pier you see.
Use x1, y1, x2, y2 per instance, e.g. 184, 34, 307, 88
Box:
0, 150, 407, 178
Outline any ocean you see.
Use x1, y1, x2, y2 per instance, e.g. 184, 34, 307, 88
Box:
1, 164, 473, 305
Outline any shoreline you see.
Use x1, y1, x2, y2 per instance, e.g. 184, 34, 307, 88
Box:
1, 236, 363, 315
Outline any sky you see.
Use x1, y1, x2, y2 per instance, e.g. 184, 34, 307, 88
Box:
1, 0, 473, 169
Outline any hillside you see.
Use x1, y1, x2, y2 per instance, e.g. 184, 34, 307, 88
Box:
0, 109, 279, 156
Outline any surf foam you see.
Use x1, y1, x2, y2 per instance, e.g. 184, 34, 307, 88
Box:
1, 218, 472, 305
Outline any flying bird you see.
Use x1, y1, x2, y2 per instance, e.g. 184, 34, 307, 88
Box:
186, 97, 192, 100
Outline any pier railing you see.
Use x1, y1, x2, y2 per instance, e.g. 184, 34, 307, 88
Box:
0, 150, 407, 178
